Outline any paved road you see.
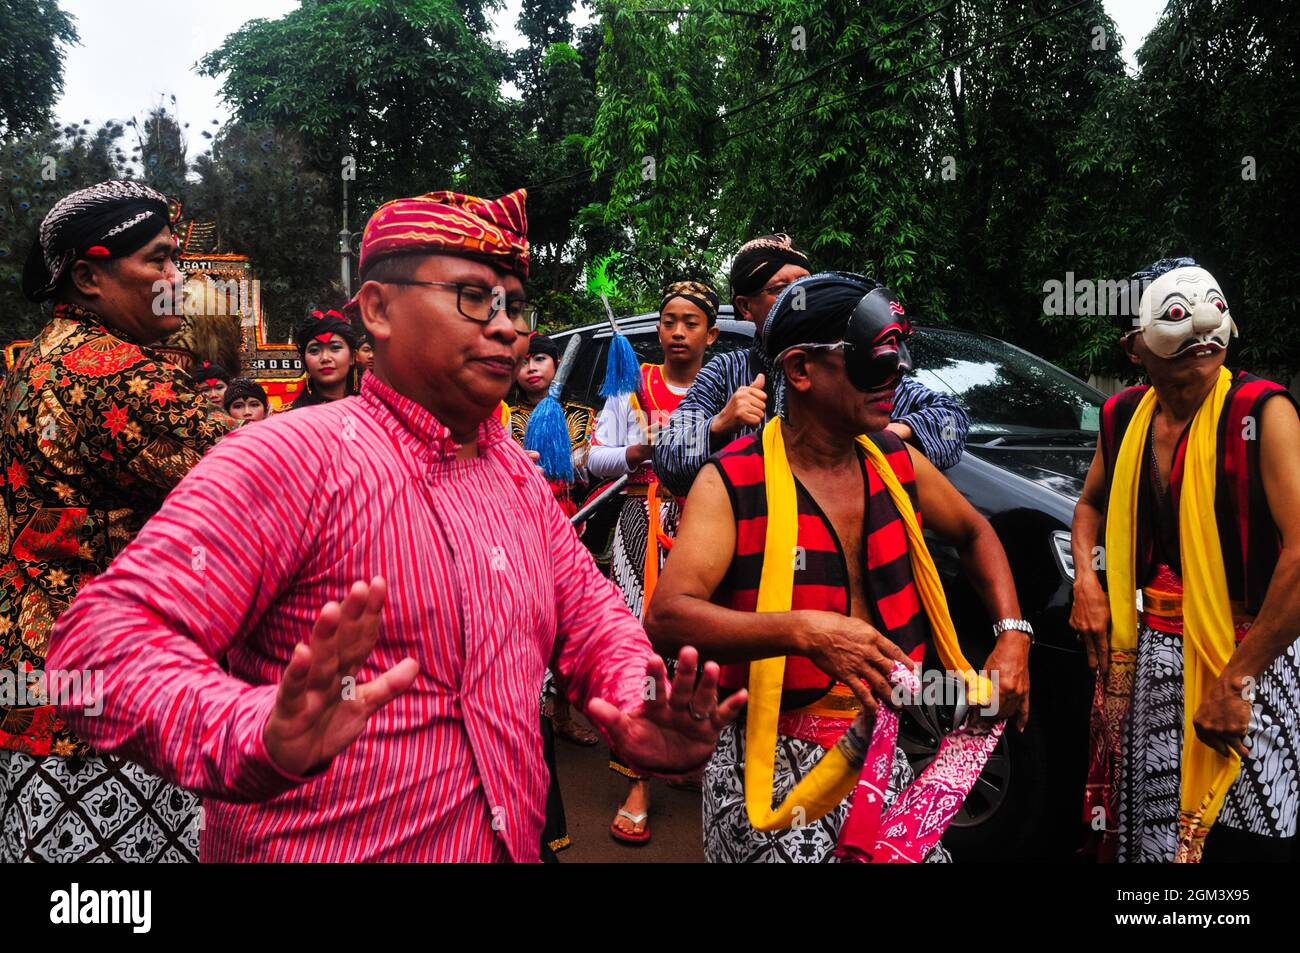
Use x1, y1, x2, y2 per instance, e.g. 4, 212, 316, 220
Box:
552, 716, 705, 863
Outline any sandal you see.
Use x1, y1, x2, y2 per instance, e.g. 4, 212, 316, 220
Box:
552, 716, 600, 746
610, 809, 651, 845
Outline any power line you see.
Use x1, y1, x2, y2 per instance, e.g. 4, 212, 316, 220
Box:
711, 0, 957, 126
520, 165, 613, 195
716, 0, 1093, 148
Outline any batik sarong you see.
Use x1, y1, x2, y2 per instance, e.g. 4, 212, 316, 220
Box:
702, 722, 951, 863
0, 749, 199, 862
608, 493, 681, 623
608, 490, 680, 780
1113, 618, 1299, 862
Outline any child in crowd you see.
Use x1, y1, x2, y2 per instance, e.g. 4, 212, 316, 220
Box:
223, 377, 269, 423
587, 280, 720, 846
189, 360, 231, 407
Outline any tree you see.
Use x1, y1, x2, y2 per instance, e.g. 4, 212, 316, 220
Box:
502, 1, 624, 326
926, 0, 1132, 372
585, 0, 1145, 377
1123, 0, 1300, 379
188, 123, 342, 341
0, 121, 130, 341
0, 0, 79, 138
199, 0, 516, 223
514, 0, 576, 120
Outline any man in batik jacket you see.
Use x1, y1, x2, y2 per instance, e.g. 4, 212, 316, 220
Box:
0, 180, 232, 861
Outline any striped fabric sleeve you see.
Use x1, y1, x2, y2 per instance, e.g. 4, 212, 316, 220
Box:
654, 350, 748, 498
46, 422, 320, 802
542, 470, 656, 719
891, 374, 969, 471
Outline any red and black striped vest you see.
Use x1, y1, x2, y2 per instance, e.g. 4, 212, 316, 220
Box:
709, 429, 931, 708
1099, 370, 1295, 614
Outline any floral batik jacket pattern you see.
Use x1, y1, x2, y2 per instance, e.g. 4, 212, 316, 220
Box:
0, 304, 233, 757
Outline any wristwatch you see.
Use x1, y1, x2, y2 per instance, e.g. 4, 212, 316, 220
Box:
992, 618, 1034, 644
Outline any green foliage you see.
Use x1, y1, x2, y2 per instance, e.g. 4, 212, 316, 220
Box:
585, 0, 1300, 382
1124, 0, 1300, 379
196, 0, 614, 328
5, 0, 1293, 383
0, 121, 130, 340
199, 0, 514, 219
508, 3, 620, 307
188, 123, 342, 341
0, 0, 79, 138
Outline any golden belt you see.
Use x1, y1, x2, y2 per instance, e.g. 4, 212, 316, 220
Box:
786, 683, 864, 720
1141, 586, 1253, 627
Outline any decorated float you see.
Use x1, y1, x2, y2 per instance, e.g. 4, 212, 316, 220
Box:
4, 214, 309, 411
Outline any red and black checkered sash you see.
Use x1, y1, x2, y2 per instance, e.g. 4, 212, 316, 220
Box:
710, 428, 930, 708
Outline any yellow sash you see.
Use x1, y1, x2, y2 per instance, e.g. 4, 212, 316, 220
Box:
744, 418, 984, 831
1103, 366, 1240, 860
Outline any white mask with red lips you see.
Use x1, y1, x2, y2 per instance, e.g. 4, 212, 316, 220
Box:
1134, 266, 1238, 360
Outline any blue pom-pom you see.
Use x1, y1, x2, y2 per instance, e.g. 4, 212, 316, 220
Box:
523, 396, 574, 482
599, 333, 641, 399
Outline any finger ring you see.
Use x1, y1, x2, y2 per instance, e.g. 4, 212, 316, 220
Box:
687, 701, 710, 721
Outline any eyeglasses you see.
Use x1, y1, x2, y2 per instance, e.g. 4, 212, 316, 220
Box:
759, 281, 793, 298
378, 280, 537, 334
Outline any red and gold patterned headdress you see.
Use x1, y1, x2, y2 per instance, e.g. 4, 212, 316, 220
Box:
357, 188, 530, 280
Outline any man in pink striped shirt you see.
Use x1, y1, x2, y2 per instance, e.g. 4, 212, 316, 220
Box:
47, 188, 745, 861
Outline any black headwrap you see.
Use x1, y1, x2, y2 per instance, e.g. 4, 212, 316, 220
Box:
763, 271, 882, 359
729, 233, 812, 302
222, 377, 268, 411
22, 180, 172, 302
1119, 256, 1199, 336
765, 271, 916, 405
527, 332, 560, 361
294, 309, 360, 354
189, 361, 231, 389
660, 280, 719, 325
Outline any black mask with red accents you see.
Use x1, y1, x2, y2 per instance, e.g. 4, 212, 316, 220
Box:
765, 270, 914, 393
843, 287, 913, 391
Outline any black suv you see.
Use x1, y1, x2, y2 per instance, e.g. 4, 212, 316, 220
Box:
551, 308, 1102, 861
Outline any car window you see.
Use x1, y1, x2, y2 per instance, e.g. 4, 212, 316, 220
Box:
907, 328, 1105, 438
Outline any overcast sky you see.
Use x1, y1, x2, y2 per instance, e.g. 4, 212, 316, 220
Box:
54, 0, 1165, 160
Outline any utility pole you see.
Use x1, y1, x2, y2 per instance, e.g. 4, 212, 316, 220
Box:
339, 173, 351, 298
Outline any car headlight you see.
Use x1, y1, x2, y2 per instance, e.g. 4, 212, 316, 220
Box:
1050, 530, 1075, 581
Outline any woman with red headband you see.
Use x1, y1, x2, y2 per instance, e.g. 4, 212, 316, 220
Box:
287, 309, 360, 411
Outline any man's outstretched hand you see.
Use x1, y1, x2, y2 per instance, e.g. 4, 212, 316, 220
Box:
587, 647, 747, 776
264, 577, 419, 777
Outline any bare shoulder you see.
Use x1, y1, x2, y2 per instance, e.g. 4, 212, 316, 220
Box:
1260, 390, 1300, 435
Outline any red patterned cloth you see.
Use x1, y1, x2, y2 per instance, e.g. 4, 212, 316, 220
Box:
835, 665, 1004, 863
356, 189, 530, 279
46, 372, 655, 861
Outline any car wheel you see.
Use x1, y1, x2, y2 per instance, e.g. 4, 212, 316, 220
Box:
896, 674, 1047, 860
